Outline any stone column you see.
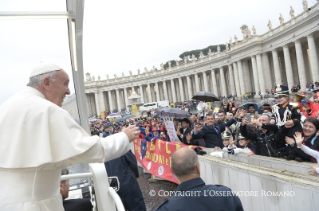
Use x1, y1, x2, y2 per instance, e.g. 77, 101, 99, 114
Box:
171, 79, 177, 103
94, 92, 101, 116
147, 83, 152, 102
123, 88, 128, 108
237, 60, 246, 95
186, 76, 193, 100
262, 53, 272, 89
194, 73, 200, 93
178, 77, 185, 102
295, 40, 307, 91
251, 56, 260, 95
108, 90, 114, 113
202, 71, 209, 92
272, 49, 282, 84
155, 82, 160, 101
219, 67, 227, 97
116, 89, 122, 110
307, 34, 319, 82
256, 54, 266, 94
139, 85, 144, 104
211, 69, 218, 95
228, 65, 235, 95
233, 63, 241, 96
283, 45, 294, 91
163, 81, 168, 101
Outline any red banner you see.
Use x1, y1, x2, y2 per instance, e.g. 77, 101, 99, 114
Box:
134, 139, 197, 184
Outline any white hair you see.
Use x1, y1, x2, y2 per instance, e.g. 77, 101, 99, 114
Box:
27, 70, 59, 87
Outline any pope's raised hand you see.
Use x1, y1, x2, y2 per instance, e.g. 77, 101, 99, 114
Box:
122, 125, 140, 142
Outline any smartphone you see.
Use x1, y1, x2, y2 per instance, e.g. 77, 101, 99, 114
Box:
178, 122, 182, 126
246, 113, 251, 123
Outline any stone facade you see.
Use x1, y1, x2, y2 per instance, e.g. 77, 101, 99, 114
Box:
85, 2, 319, 116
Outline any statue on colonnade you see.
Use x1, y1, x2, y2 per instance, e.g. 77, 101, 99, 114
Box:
279, 14, 284, 25
217, 45, 221, 53
114, 74, 117, 79
129, 70, 133, 76
122, 72, 125, 77
302, 0, 308, 11
229, 37, 233, 47
184, 56, 188, 64
152, 66, 156, 71
175, 60, 179, 66
106, 74, 109, 80
240, 24, 252, 40
160, 63, 164, 70
137, 69, 141, 74
168, 61, 171, 68
92, 76, 95, 81
225, 42, 229, 51
234, 35, 238, 44
208, 48, 212, 55
290, 6, 295, 18
97, 76, 101, 81
192, 54, 196, 61
267, 20, 273, 31
199, 51, 204, 58
86, 72, 91, 81
252, 26, 256, 35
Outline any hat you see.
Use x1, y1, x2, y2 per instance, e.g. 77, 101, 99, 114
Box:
137, 120, 142, 124
295, 91, 306, 102
159, 120, 163, 123
238, 133, 247, 140
274, 85, 289, 96
152, 127, 158, 132
222, 131, 232, 140
30, 63, 62, 77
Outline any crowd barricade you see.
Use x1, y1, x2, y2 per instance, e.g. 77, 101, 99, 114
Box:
132, 140, 319, 211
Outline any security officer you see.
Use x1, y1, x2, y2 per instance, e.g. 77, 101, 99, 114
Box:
272, 85, 303, 161
155, 147, 243, 211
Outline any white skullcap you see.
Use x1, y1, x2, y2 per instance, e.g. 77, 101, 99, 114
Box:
30, 63, 63, 77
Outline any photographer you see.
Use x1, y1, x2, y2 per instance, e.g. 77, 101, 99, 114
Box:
240, 114, 280, 157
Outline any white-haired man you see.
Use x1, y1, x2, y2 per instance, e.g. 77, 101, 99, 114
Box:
0, 63, 139, 211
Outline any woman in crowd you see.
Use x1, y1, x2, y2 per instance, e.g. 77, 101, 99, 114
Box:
227, 133, 259, 155
294, 132, 319, 176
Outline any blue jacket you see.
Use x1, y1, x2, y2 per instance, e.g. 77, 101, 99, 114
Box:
193, 118, 236, 148
155, 177, 243, 211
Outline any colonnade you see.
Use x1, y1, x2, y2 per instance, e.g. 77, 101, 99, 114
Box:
85, 2, 319, 116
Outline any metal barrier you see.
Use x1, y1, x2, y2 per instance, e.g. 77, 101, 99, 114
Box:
61, 163, 125, 211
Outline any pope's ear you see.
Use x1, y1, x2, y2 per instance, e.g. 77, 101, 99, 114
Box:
42, 77, 51, 90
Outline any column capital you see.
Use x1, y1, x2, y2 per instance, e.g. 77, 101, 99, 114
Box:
307, 33, 314, 39
294, 39, 301, 44
271, 49, 278, 53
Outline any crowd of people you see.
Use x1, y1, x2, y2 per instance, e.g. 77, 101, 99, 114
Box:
91, 84, 319, 179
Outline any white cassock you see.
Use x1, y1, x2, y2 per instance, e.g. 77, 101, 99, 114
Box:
0, 87, 130, 210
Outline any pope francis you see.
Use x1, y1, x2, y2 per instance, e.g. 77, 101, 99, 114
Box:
0, 63, 139, 210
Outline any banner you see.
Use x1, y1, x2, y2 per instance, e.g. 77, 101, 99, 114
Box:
134, 139, 197, 184
163, 119, 180, 143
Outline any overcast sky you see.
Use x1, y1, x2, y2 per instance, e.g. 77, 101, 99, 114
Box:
0, 0, 315, 104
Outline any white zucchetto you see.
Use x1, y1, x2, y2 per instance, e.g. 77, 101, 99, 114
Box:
30, 63, 63, 77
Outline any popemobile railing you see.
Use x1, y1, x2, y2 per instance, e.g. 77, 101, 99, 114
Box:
60, 163, 125, 211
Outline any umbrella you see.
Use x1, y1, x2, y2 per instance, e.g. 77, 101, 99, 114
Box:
154, 107, 190, 118
106, 113, 121, 118
114, 118, 125, 122
192, 91, 219, 102
122, 114, 134, 119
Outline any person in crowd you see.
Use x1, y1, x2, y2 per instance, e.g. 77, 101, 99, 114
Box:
228, 133, 259, 155
0, 63, 139, 210
155, 147, 243, 211
137, 120, 146, 135
176, 118, 192, 144
159, 130, 170, 142
192, 112, 240, 148
102, 124, 113, 138
60, 169, 93, 211
214, 130, 233, 151
284, 117, 319, 162
240, 114, 280, 157
189, 114, 197, 129
217, 111, 227, 123
295, 132, 319, 176
105, 151, 147, 211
